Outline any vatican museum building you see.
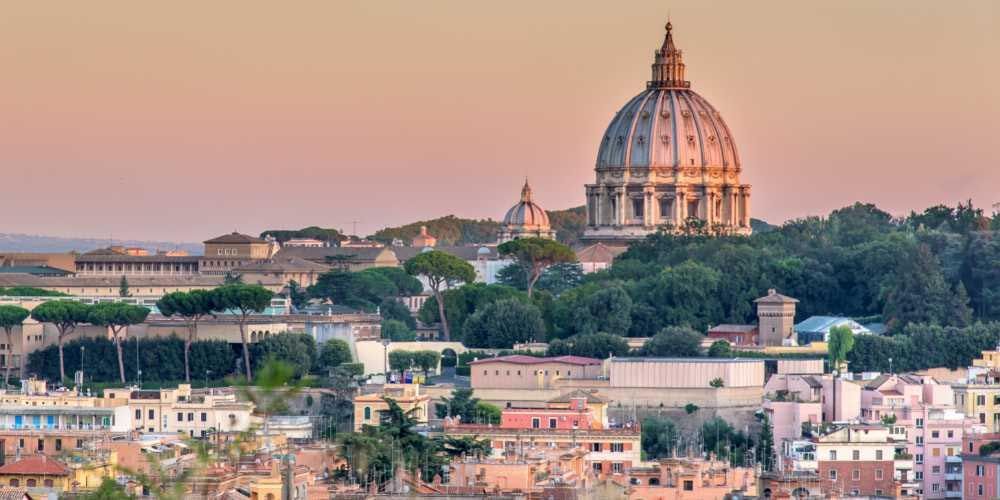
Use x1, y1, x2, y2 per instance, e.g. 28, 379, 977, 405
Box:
583, 22, 752, 243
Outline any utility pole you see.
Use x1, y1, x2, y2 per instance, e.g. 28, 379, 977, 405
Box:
351, 220, 359, 236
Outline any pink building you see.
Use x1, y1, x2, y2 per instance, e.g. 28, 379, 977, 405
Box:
500, 395, 598, 430
764, 400, 821, 470
764, 373, 860, 423
860, 374, 969, 498
962, 430, 1000, 499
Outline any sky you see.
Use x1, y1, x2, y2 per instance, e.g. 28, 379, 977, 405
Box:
1, 1, 997, 241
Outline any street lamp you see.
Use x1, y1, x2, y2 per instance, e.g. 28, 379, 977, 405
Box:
382, 339, 391, 383
888, 357, 893, 374
80, 345, 85, 384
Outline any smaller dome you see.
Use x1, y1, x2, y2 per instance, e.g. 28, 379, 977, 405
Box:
502, 180, 551, 228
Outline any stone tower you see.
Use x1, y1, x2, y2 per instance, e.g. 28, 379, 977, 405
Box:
755, 289, 798, 346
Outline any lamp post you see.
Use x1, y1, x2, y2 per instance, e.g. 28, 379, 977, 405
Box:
382, 339, 391, 383
888, 357, 893, 375
136, 334, 141, 388
80, 345, 85, 384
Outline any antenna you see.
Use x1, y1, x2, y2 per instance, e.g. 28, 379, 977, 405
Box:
351, 220, 359, 236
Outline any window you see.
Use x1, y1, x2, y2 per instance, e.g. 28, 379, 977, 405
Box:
916, 418, 924, 428
931, 431, 940, 438
43, 479, 53, 487
612, 462, 623, 474
76, 439, 83, 449
915, 471, 923, 480
483, 370, 487, 375
977, 465, 985, 476
18, 439, 23, 449
947, 430, 954, 438
875, 490, 883, 496
549, 418, 557, 429
177, 412, 183, 422
982, 413, 987, 424
592, 463, 602, 473
611, 443, 624, 452
37, 439, 44, 451
55, 439, 61, 451
916, 436, 924, 446
829, 470, 837, 480
852, 469, 860, 480
875, 450, 883, 460
829, 450, 837, 460
932, 484, 940, 492
932, 465, 941, 473
532, 418, 540, 429
187, 412, 194, 422
875, 469, 883, 480
659, 198, 672, 219
932, 448, 941, 457
683, 479, 694, 491
852, 450, 860, 460
632, 199, 644, 219
363, 407, 371, 420
915, 454, 924, 464
136, 409, 141, 420
8, 480, 16, 487
591, 443, 602, 452
148, 409, 155, 420
25, 480, 35, 487
850, 490, 859, 496
978, 395, 987, 405
201, 412, 207, 422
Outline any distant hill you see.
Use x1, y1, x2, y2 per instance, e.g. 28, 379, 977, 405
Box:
367, 208, 590, 247
260, 226, 345, 244
0, 233, 202, 255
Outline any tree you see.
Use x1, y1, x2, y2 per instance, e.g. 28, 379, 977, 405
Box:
118, 276, 131, 297
88, 303, 150, 383
438, 435, 492, 458
0, 306, 29, 387
379, 297, 416, 329
388, 350, 413, 375
577, 286, 632, 335
287, 280, 308, 310
404, 250, 475, 340
642, 416, 678, 459
251, 333, 317, 378
418, 283, 528, 342
78, 478, 133, 500
497, 238, 577, 297
827, 325, 855, 373
435, 388, 482, 424
641, 326, 704, 357
883, 244, 972, 332
473, 401, 502, 425
709, 377, 725, 388
156, 290, 218, 383
214, 284, 272, 381
318, 338, 352, 372
462, 298, 545, 348
546, 332, 630, 359
412, 350, 441, 378
30, 300, 91, 382
757, 414, 776, 472
381, 319, 416, 341
223, 271, 244, 284
708, 340, 732, 358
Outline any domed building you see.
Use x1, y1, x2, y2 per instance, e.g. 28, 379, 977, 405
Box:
499, 180, 556, 243
583, 21, 752, 242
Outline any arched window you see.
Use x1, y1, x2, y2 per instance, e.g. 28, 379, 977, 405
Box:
26, 479, 36, 487
8, 479, 18, 487
648, 478, 660, 486
364, 407, 372, 420
43, 479, 54, 487
265, 494, 275, 500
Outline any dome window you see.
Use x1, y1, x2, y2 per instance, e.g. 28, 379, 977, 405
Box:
640, 111, 650, 120
661, 135, 670, 145
616, 136, 624, 146
687, 135, 696, 146
637, 135, 646, 146
660, 110, 670, 119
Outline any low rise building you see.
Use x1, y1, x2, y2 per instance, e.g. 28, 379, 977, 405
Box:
706, 324, 758, 346
470, 355, 603, 390
795, 315, 873, 344
352, 384, 429, 432
812, 424, 913, 498
627, 457, 756, 498
103, 385, 254, 436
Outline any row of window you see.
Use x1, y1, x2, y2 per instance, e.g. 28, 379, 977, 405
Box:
828, 468, 885, 481
77, 263, 196, 272
8, 479, 55, 488
828, 449, 886, 460
484, 369, 572, 377
135, 409, 208, 422
7, 437, 84, 451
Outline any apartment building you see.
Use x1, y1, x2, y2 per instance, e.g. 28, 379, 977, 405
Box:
103, 385, 254, 436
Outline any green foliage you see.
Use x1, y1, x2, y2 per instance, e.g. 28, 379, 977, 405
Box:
251, 333, 317, 378
757, 414, 776, 472
404, 250, 476, 289
547, 206, 588, 246
684, 403, 699, 414
27, 336, 235, 383
641, 416, 678, 459
378, 298, 416, 329
847, 322, 1000, 372
709, 377, 725, 388
388, 350, 413, 373
462, 298, 545, 348
287, 280, 308, 309
260, 226, 344, 244
307, 270, 394, 312
498, 237, 577, 296
119, 276, 131, 297
418, 283, 528, 342
370, 215, 501, 246
708, 340, 732, 358
883, 244, 972, 332
0, 287, 69, 297
0, 305, 30, 331
827, 325, 855, 371
381, 319, 416, 341
474, 401, 502, 425
437, 435, 492, 458
411, 350, 441, 375
30, 300, 91, 333
88, 302, 149, 330
702, 417, 752, 465
434, 388, 496, 424
979, 441, 1000, 456
78, 478, 134, 500
546, 332, 630, 359
496, 261, 584, 296
881, 414, 897, 426
641, 326, 704, 357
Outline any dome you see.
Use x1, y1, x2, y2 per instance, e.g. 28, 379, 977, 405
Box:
582, 21, 752, 242
595, 23, 740, 174
499, 180, 556, 243
502, 180, 551, 229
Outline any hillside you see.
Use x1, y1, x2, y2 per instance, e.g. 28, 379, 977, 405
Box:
367, 207, 591, 246
0, 233, 201, 254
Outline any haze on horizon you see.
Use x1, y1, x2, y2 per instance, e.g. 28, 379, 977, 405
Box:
1, 1, 997, 241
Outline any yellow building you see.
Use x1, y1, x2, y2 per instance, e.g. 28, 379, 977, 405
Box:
352, 384, 429, 431
954, 349, 1000, 431
103, 385, 254, 436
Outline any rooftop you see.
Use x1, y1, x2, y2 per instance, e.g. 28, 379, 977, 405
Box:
203, 232, 268, 244
611, 357, 763, 364
0, 456, 69, 476
754, 288, 799, 304
468, 355, 602, 366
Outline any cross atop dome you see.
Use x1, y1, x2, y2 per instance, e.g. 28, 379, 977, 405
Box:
649, 19, 689, 89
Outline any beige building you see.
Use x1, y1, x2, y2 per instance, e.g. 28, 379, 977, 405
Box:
0, 274, 283, 298
74, 247, 200, 276
352, 384, 429, 431
583, 21, 751, 244
200, 232, 278, 276
273, 246, 399, 271
609, 357, 765, 389
470, 355, 604, 390
232, 258, 330, 287
103, 385, 254, 436
0, 253, 77, 273
755, 288, 799, 346
411, 226, 437, 248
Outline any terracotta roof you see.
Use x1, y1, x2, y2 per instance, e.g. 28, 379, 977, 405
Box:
468, 355, 602, 366
547, 389, 608, 404
708, 324, 757, 333
863, 374, 894, 390
754, 289, 799, 304
274, 246, 397, 264
0, 456, 69, 476
76, 254, 200, 263
574, 243, 627, 264
204, 232, 267, 244
233, 258, 330, 273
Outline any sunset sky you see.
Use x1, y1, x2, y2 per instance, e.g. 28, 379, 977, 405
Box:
1, 1, 997, 242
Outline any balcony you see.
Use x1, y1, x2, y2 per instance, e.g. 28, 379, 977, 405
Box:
945, 490, 963, 498
945, 472, 962, 481
945, 455, 962, 463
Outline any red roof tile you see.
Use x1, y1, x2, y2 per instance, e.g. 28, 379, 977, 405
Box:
0, 456, 69, 476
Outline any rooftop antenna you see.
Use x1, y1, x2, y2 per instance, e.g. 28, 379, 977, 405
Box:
351, 220, 359, 236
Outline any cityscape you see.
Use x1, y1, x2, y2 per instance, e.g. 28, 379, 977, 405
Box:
1, 3, 999, 500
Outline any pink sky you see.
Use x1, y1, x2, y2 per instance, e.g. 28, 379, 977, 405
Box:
1, 1, 997, 241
